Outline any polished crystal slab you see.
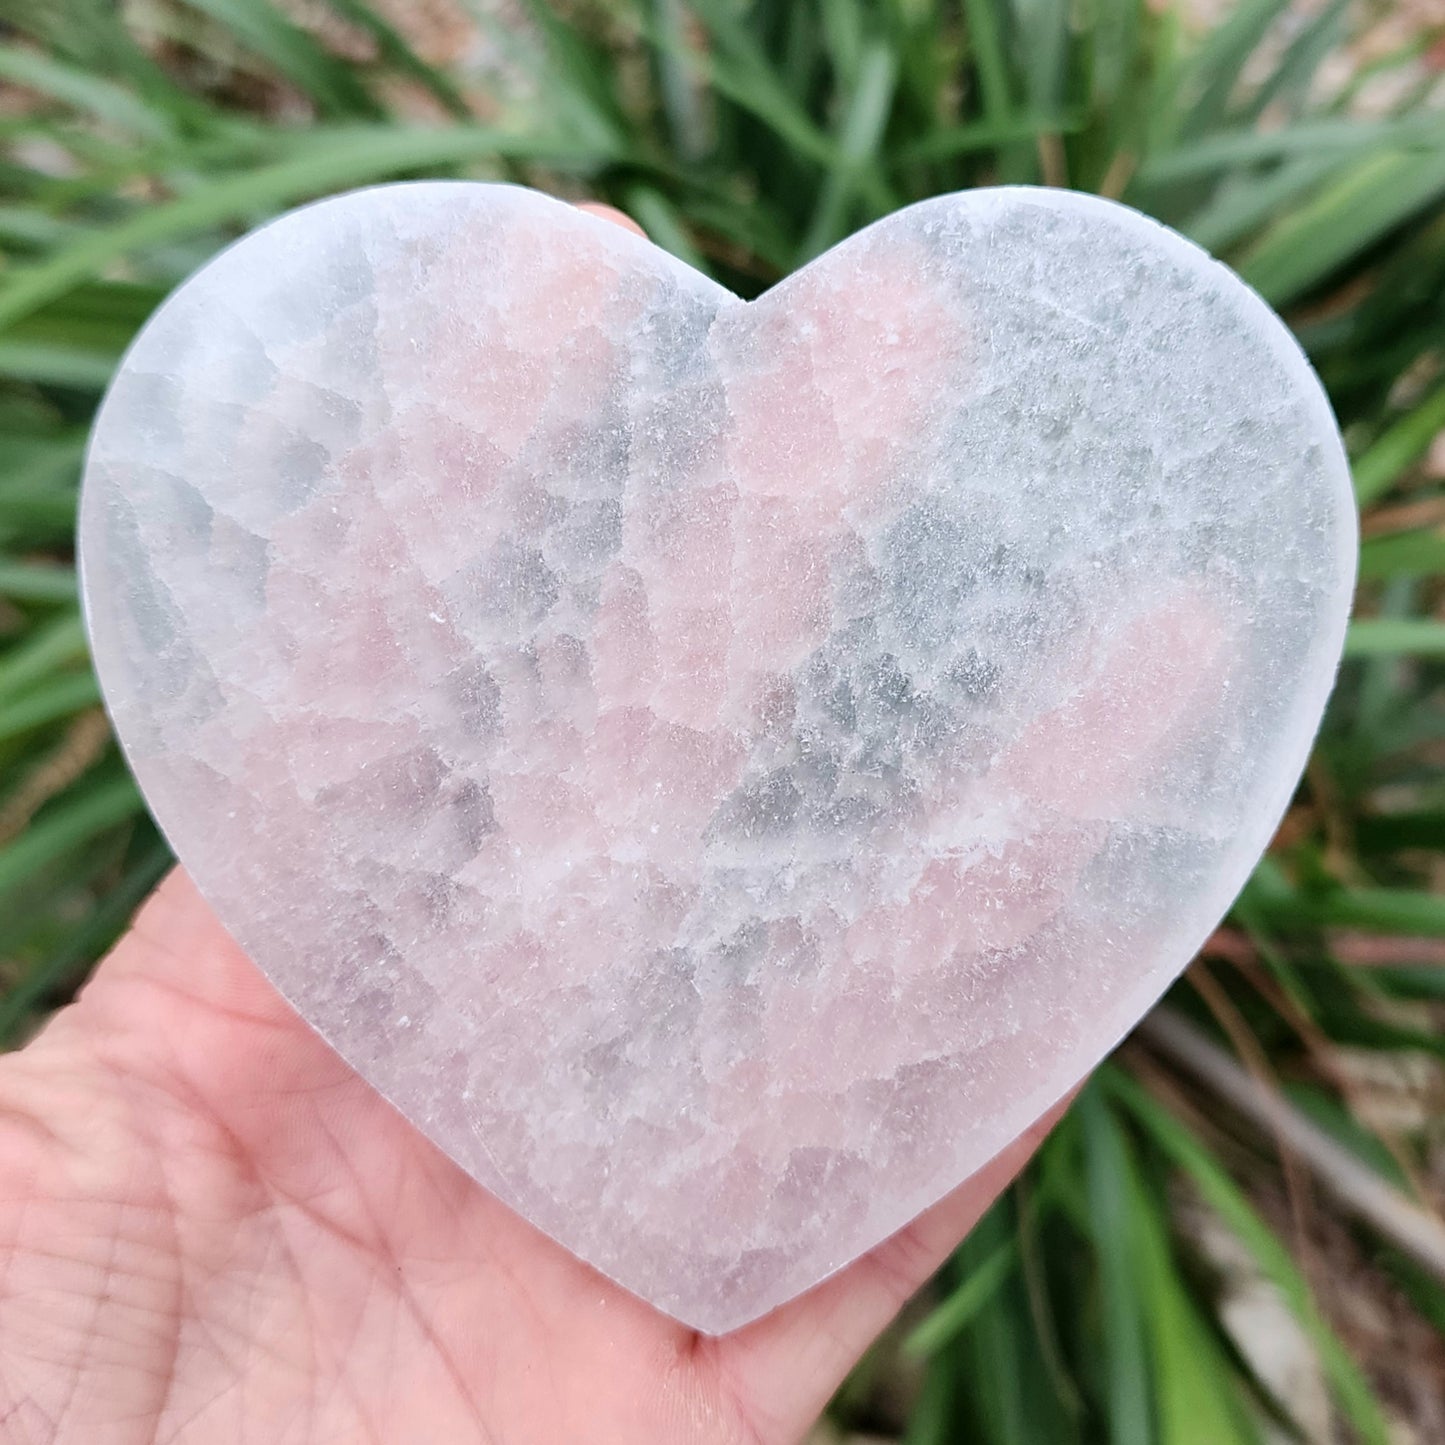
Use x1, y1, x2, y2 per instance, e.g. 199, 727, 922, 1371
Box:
80, 183, 1355, 1332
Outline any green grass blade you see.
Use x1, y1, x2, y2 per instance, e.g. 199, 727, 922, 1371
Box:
0, 44, 176, 138
178, 0, 385, 119
0, 832, 168, 1042
1316, 886, 1445, 937
1138, 2, 1186, 154
623, 184, 708, 272
0, 204, 85, 252
1355, 809, 1445, 856
1237, 0, 1349, 124
1240, 145, 1445, 305
1358, 529, 1445, 580
1344, 618, 1445, 660
514, 0, 631, 152
0, 612, 88, 703
1174, 150, 1346, 255
1285, 1083, 1412, 1190
0, 490, 80, 546
0, 287, 156, 387
0, 338, 117, 389
1140, 114, 1439, 185
901, 1363, 956, 1445
0, 671, 102, 744
0, 0, 221, 126
819, 0, 865, 88
1175, 0, 1285, 139
973, 1257, 1079, 1441
799, 39, 898, 260
672, 194, 795, 276
322, 0, 473, 118
0, 125, 621, 332
962, 0, 1014, 123
1088, 0, 1141, 115
648, 0, 709, 161
903, 1238, 1019, 1357
1080, 1084, 1156, 1444
1127, 1148, 1260, 1445
0, 561, 78, 604
895, 111, 1079, 165
1352, 380, 1445, 506
0, 772, 144, 904
669, 0, 837, 166
1014, 0, 1070, 122
1110, 1070, 1393, 1445
0, 435, 84, 546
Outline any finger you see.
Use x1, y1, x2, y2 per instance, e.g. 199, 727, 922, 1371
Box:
708, 1094, 1074, 1445
575, 201, 648, 238
76, 867, 300, 1034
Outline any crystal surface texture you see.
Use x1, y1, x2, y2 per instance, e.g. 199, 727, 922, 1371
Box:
80, 183, 1356, 1332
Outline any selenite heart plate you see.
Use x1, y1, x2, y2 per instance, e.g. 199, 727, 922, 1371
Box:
80, 183, 1355, 1333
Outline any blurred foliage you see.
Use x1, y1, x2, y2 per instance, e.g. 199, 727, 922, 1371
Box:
1, 0, 1444, 1439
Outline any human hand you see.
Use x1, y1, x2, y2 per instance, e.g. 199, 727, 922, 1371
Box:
0, 869, 1063, 1444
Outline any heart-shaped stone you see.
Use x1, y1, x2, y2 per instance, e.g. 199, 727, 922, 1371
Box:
80, 183, 1354, 1333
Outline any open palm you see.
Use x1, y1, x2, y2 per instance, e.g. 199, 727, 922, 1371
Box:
0, 870, 1059, 1444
